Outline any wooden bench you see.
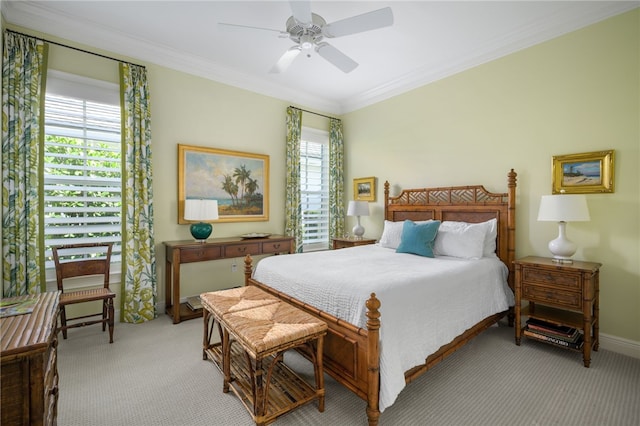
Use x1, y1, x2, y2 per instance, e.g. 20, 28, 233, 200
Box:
201, 287, 327, 425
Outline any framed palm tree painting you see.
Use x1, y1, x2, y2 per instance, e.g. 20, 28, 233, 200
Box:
178, 144, 269, 223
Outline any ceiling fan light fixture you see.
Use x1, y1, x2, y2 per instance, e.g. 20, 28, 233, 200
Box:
300, 33, 314, 50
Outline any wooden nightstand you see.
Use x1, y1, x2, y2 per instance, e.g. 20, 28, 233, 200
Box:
514, 256, 601, 367
332, 237, 376, 249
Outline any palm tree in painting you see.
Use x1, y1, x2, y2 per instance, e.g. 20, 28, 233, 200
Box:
221, 174, 239, 206
245, 177, 259, 202
233, 165, 251, 207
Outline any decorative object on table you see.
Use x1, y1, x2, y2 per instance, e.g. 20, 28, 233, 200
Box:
178, 144, 269, 223
347, 200, 369, 239
186, 296, 203, 311
184, 199, 219, 241
537, 193, 590, 263
552, 150, 614, 194
240, 233, 272, 239
353, 176, 376, 201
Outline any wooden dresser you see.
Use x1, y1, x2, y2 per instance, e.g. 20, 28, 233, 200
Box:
1, 291, 60, 426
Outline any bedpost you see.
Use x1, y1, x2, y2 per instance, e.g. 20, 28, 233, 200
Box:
384, 181, 390, 221
365, 293, 381, 426
244, 254, 253, 286
507, 169, 517, 326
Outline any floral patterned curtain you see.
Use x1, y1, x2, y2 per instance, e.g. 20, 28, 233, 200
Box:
119, 63, 156, 322
285, 107, 345, 251
284, 107, 303, 252
328, 118, 345, 241
1, 32, 48, 297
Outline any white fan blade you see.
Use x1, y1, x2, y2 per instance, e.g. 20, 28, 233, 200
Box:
322, 7, 393, 38
316, 42, 358, 73
270, 46, 301, 73
218, 22, 288, 37
289, 0, 312, 25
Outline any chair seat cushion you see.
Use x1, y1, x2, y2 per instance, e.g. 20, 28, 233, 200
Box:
60, 287, 115, 305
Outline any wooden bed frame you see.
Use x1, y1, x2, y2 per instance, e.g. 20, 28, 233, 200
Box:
244, 169, 517, 425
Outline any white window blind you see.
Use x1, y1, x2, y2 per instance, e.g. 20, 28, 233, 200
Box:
43, 71, 122, 269
300, 127, 329, 252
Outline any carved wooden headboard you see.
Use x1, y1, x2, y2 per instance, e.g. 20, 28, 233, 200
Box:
384, 169, 517, 289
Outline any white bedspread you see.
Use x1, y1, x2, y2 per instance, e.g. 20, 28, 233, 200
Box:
252, 244, 514, 411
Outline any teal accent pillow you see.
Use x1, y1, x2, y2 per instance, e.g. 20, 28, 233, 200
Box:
396, 220, 441, 257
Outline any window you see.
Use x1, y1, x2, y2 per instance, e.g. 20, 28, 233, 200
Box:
300, 127, 330, 252
43, 71, 122, 271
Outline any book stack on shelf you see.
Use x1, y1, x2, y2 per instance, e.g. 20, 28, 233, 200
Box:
524, 317, 584, 350
186, 296, 202, 311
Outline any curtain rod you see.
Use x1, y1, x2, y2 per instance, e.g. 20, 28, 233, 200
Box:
5, 29, 146, 69
289, 106, 338, 121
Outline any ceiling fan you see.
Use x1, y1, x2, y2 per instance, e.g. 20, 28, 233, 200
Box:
219, 1, 393, 74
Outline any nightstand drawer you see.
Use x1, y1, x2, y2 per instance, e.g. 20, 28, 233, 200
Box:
522, 284, 581, 310
522, 267, 581, 290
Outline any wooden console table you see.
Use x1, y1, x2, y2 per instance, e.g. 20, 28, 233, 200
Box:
164, 235, 294, 324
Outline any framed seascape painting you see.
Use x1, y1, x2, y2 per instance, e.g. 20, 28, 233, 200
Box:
353, 176, 376, 202
552, 150, 614, 194
178, 144, 269, 223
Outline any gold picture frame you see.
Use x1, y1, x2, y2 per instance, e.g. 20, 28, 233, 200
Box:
552, 150, 614, 194
353, 177, 376, 202
178, 144, 269, 223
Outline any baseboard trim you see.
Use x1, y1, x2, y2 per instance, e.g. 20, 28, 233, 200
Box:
600, 333, 640, 359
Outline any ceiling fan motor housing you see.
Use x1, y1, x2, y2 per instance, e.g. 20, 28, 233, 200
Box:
286, 13, 326, 50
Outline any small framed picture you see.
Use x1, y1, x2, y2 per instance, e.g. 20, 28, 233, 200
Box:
353, 177, 376, 201
552, 150, 614, 194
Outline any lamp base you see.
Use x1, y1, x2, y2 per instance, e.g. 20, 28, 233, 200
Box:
551, 257, 574, 264
352, 223, 365, 239
548, 221, 577, 263
190, 222, 212, 242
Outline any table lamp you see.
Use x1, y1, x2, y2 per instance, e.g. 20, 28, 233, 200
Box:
184, 199, 219, 242
537, 194, 590, 263
347, 200, 369, 239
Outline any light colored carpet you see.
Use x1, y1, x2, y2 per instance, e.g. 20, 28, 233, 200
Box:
57, 315, 640, 426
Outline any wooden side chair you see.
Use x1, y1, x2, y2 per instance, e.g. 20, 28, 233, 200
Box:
52, 242, 115, 343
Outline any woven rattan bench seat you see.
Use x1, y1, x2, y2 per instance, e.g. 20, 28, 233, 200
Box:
200, 286, 279, 318
222, 301, 327, 358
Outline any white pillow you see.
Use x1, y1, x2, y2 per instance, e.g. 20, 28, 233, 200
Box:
379, 220, 406, 249
482, 218, 498, 258
379, 219, 433, 249
434, 221, 487, 259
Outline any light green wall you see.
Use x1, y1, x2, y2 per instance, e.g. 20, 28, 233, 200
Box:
343, 10, 639, 342
6, 9, 638, 343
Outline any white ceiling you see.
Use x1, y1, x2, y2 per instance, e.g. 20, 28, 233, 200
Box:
3, 1, 637, 114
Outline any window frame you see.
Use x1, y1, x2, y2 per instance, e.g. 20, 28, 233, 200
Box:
43, 70, 122, 286
300, 126, 330, 252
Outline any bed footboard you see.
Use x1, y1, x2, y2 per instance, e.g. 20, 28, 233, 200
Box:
244, 255, 382, 425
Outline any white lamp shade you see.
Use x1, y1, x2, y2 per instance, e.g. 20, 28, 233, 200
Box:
347, 200, 369, 217
184, 199, 219, 221
537, 195, 590, 222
